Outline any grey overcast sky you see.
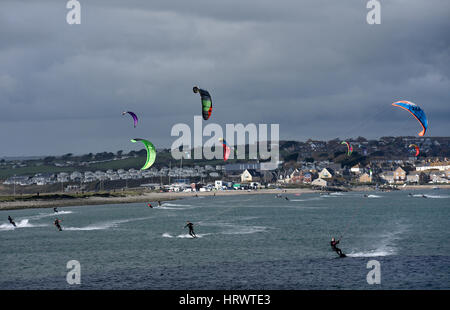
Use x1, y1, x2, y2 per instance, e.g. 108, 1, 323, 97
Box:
0, 0, 449, 156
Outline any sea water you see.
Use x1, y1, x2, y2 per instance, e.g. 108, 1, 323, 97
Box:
0, 190, 449, 289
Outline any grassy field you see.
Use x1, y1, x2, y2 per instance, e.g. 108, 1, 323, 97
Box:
0, 157, 147, 179
0, 164, 77, 179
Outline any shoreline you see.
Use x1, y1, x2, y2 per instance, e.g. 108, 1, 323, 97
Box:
0, 188, 316, 211
0, 185, 448, 211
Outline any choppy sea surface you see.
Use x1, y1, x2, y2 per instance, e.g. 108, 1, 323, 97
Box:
1, 189, 449, 289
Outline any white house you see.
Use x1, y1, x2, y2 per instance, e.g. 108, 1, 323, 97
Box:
214, 180, 223, 190
429, 172, 449, 183
380, 171, 395, 184
318, 168, 334, 179
350, 164, 363, 174
416, 162, 450, 172
406, 173, 420, 183
57, 172, 69, 183
240, 169, 261, 183
70, 171, 82, 181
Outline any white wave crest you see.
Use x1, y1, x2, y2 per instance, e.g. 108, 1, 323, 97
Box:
63, 217, 151, 231
346, 222, 408, 258
0, 219, 49, 231
423, 195, 449, 199
346, 250, 393, 257
162, 203, 192, 207
28, 210, 74, 220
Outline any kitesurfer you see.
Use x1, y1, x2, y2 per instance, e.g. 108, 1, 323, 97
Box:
285, 196, 289, 200
158, 201, 161, 206
184, 221, 196, 238
54, 218, 63, 231
8, 216, 16, 227
54, 207, 58, 213
331, 237, 345, 257
148, 203, 153, 208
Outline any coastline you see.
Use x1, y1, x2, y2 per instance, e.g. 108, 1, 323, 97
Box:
0, 188, 315, 211
0, 184, 448, 211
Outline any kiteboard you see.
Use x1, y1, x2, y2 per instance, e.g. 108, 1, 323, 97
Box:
334, 254, 347, 259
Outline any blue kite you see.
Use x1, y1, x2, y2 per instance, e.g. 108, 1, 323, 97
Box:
392, 100, 428, 136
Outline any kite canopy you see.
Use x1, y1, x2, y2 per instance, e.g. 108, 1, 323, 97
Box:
219, 138, 231, 161
341, 141, 353, 156
122, 111, 138, 128
409, 144, 420, 157
392, 101, 428, 136
130, 138, 156, 170
193, 86, 212, 120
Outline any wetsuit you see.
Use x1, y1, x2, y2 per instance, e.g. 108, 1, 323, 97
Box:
54, 219, 62, 231
185, 222, 196, 238
331, 240, 344, 257
8, 216, 16, 227
158, 201, 161, 206
54, 208, 58, 213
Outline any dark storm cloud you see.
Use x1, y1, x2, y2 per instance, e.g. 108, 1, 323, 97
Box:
0, 0, 449, 156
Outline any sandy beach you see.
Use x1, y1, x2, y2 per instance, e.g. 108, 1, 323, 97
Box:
0, 188, 315, 211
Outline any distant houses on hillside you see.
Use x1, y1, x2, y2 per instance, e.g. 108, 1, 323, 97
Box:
3, 159, 449, 189
275, 160, 449, 186
2, 165, 223, 187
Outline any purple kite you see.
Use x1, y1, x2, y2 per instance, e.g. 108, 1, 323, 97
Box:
122, 111, 138, 128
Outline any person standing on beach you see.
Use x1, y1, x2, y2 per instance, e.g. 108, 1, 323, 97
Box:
184, 221, 196, 238
54, 218, 63, 231
8, 216, 16, 227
